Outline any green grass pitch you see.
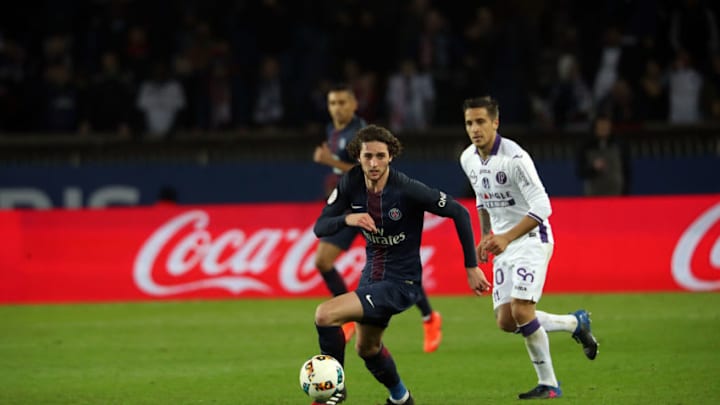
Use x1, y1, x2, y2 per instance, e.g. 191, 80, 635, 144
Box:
2, 292, 719, 404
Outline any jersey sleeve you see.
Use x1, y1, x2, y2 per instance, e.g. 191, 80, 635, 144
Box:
405, 178, 478, 268
336, 147, 352, 164
512, 154, 552, 223
313, 173, 352, 237
459, 148, 484, 209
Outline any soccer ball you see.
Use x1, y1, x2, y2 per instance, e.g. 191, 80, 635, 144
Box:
299, 354, 345, 401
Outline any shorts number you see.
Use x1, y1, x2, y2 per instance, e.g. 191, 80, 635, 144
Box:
495, 268, 504, 285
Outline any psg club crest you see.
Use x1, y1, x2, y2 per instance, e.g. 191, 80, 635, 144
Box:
388, 208, 402, 221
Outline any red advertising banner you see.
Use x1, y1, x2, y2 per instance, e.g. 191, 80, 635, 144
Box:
0, 195, 718, 304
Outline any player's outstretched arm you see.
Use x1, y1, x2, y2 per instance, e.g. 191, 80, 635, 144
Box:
405, 177, 490, 293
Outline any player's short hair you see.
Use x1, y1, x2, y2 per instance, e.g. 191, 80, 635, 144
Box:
463, 96, 500, 120
348, 125, 403, 160
328, 83, 355, 97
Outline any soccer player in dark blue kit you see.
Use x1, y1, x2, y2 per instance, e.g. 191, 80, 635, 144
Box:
312, 84, 444, 352
311, 125, 491, 405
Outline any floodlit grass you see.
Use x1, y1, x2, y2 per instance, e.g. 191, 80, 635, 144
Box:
1, 293, 719, 404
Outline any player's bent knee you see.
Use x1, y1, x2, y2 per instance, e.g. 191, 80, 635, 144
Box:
314, 303, 335, 326
355, 342, 381, 358
314, 252, 336, 272
497, 318, 516, 333
315, 258, 334, 273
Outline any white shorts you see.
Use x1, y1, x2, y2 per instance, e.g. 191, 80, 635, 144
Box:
491, 236, 553, 310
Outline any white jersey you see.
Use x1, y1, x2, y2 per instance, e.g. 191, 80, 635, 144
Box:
460, 134, 554, 245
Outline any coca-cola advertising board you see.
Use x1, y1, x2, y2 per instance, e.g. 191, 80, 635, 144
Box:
1, 195, 718, 304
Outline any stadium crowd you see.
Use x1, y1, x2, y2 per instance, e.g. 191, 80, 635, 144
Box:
1, 0, 719, 138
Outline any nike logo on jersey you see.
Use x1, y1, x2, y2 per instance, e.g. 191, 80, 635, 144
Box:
365, 294, 375, 308
351, 204, 363, 209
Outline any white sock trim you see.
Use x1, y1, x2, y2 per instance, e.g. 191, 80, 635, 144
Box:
535, 310, 577, 333
390, 390, 410, 404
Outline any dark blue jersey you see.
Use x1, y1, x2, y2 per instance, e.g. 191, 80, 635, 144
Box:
314, 166, 478, 285
326, 116, 367, 169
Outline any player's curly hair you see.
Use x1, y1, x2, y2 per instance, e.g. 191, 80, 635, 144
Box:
347, 124, 403, 160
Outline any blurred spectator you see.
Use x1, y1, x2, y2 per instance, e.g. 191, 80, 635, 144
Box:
306, 78, 333, 131
79, 51, 132, 137
342, 59, 379, 123
669, 0, 719, 74
0, 38, 26, 131
43, 33, 73, 69
125, 25, 151, 80
548, 54, 593, 129
172, 54, 201, 132
636, 59, 668, 122
42, 62, 79, 133
590, 26, 626, 104
199, 40, 234, 131
386, 58, 435, 132
396, 0, 432, 57
415, 8, 463, 124
461, 6, 498, 97
576, 113, 631, 196
416, 9, 457, 77
531, 7, 582, 129
183, 21, 214, 76
355, 72, 379, 124
207, 61, 233, 130
3, 1, 720, 134
252, 56, 284, 127
668, 50, 703, 124
597, 78, 638, 126
621, 33, 666, 86
482, 2, 536, 124
706, 53, 720, 121
350, 10, 389, 74
136, 61, 186, 139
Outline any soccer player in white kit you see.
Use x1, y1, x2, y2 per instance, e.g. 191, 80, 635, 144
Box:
459, 96, 599, 400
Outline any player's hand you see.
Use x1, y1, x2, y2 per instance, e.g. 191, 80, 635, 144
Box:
345, 213, 378, 233
466, 267, 491, 296
482, 234, 509, 256
313, 142, 333, 165
477, 242, 488, 263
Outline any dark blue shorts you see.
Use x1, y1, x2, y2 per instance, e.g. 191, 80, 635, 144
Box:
320, 225, 361, 251
354, 280, 422, 328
